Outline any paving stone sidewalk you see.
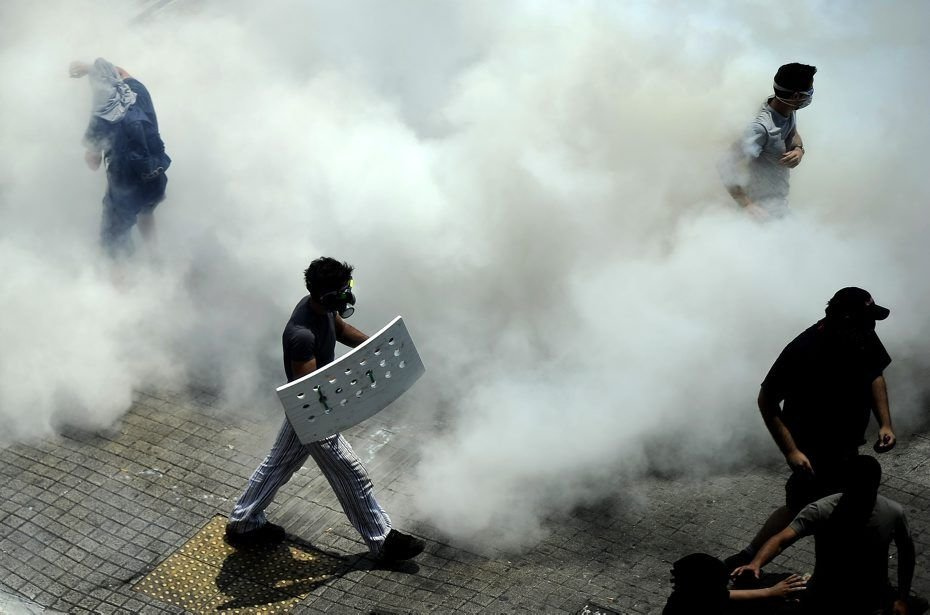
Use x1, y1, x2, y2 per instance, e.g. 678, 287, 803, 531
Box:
1, 389, 928, 614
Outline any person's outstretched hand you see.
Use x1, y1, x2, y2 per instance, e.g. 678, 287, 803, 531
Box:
766, 574, 807, 598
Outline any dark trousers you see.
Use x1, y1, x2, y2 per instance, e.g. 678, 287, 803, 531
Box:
100, 171, 167, 257
784, 453, 855, 512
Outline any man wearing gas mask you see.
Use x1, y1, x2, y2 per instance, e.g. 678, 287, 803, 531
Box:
225, 257, 425, 561
720, 62, 816, 221
726, 287, 897, 571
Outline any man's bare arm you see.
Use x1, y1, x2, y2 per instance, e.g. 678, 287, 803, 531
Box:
729, 574, 806, 600
68, 61, 131, 80
733, 527, 801, 579
720, 126, 769, 219
725, 184, 753, 208
290, 358, 318, 380
335, 316, 368, 348
781, 131, 805, 168
758, 389, 812, 474
871, 375, 896, 452
724, 184, 769, 221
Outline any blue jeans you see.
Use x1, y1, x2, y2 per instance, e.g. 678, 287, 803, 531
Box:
100, 170, 167, 258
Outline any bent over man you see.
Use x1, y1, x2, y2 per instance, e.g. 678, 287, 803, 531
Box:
70, 58, 170, 257
733, 455, 915, 614
226, 257, 424, 561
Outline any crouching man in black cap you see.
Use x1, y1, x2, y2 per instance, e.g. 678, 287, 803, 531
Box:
726, 287, 897, 571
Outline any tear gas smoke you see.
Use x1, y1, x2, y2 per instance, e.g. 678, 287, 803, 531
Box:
0, 0, 927, 550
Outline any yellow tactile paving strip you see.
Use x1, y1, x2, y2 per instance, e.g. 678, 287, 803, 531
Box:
134, 516, 343, 614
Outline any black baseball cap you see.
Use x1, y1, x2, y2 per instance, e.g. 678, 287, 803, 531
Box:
826, 287, 890, 320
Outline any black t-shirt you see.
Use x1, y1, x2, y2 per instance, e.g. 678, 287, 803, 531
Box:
282, 296, 336, 382
760, 320, 891, 462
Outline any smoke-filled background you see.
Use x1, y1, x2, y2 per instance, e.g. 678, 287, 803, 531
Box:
1, 0, 928, 550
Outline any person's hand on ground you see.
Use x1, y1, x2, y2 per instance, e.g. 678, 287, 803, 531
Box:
732, 563, 761, 580
874, 427, 897, 453
765, 574, 806, 598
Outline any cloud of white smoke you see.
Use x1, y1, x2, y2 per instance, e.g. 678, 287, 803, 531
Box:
0, 0, 927, 549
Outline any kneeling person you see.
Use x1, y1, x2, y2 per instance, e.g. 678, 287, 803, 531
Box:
733, 456, 915, 614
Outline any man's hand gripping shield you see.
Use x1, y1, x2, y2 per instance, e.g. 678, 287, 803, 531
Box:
276, 316, 425, 444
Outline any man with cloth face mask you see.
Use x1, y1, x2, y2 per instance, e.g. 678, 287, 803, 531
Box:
720, 62, 816, 220
225, 257, 425, 561
70, 58, 170, 257
726, 287, 898, 571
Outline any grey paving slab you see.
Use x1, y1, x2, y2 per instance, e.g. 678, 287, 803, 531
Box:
0, 388, 928, 614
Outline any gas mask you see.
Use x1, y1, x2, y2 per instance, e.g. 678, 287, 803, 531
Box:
318, 279, 356, 318
773, 81, 813, 109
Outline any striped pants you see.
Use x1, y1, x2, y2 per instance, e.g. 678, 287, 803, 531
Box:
227, 419, 391, 553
